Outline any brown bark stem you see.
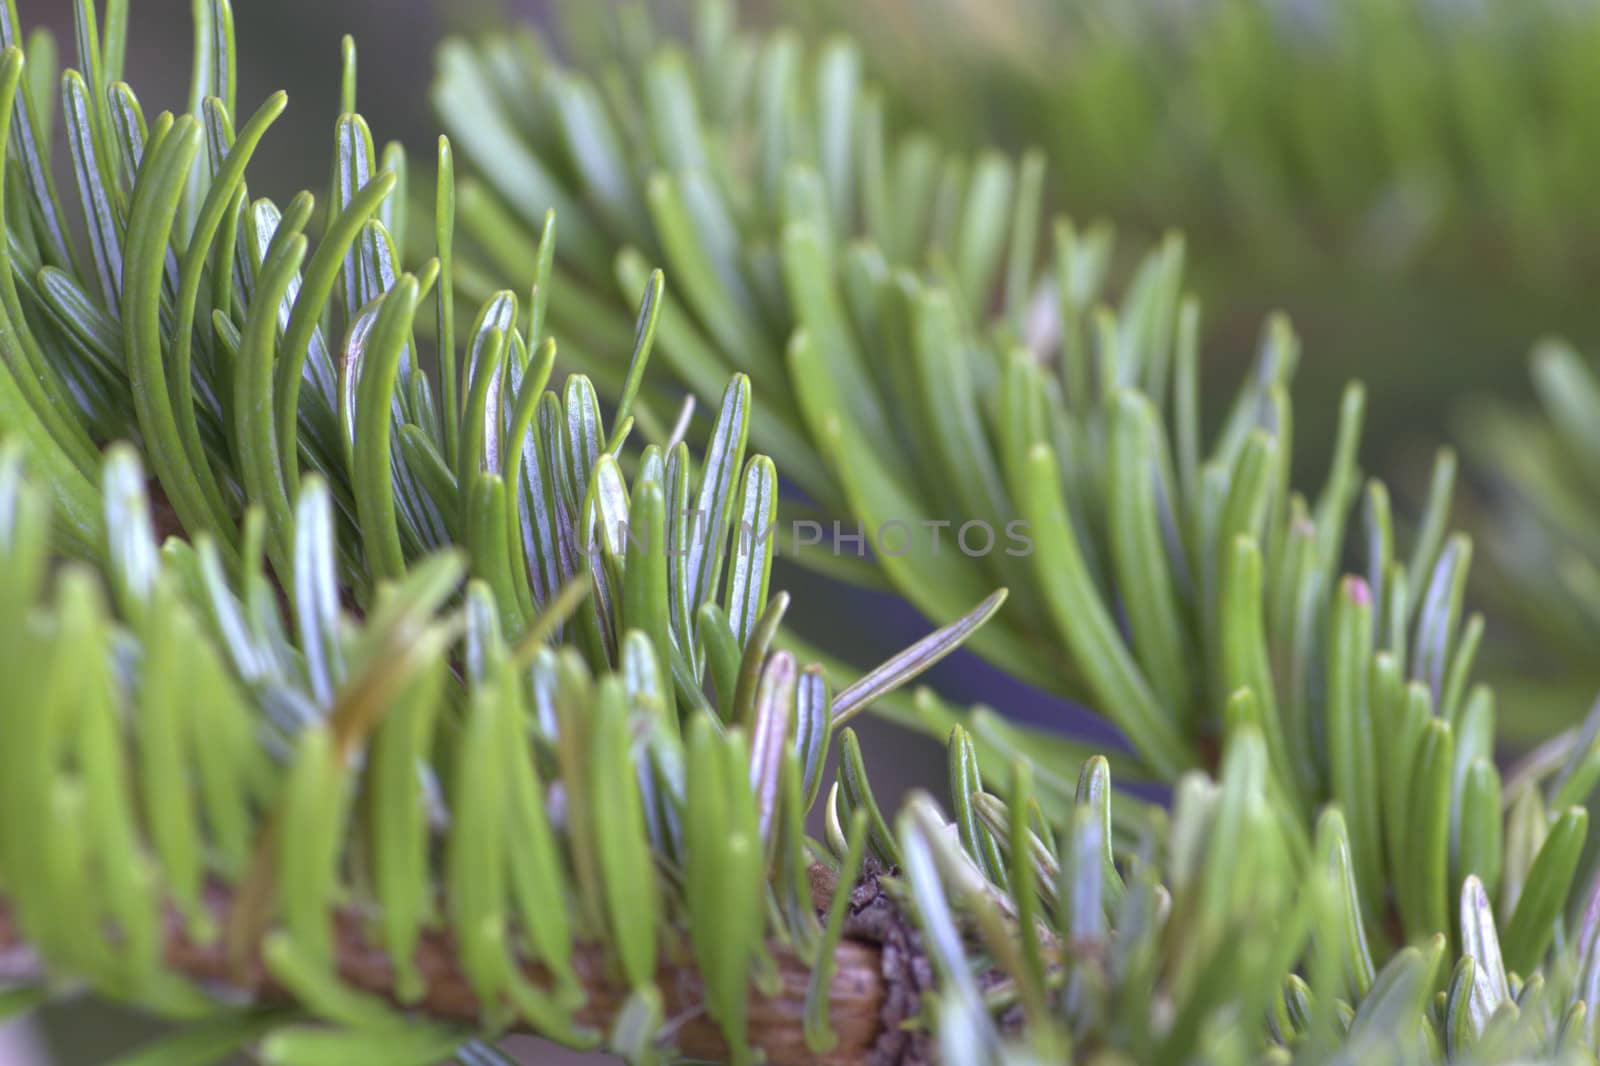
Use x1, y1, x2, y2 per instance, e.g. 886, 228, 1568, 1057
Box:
0, 884, 896, 1065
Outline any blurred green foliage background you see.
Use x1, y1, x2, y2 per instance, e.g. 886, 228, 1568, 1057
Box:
787, 0, 1600, 461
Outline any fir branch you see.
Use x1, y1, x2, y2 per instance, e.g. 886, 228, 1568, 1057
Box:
5, 0, 1600, 1063
0, 1, 1006, 1061
0, 885, 890, 1066
433, 0, 1487, 792
428, 8, 1600, 1058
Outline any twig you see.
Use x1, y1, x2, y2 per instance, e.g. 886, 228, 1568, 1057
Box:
0, 883, 898, 1065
